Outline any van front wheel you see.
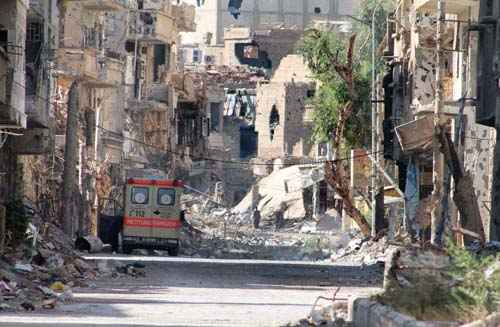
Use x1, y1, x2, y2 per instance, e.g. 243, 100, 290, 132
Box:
167, 245, 179, 257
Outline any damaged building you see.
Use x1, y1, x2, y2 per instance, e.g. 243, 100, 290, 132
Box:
191, 0, 360, 46
0, 0, 56, 215
255, 54, 317, 168
383, 0, 495, 241
0, 0, 197, 236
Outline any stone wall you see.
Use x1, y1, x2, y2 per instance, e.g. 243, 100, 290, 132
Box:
255, 76, 315, 161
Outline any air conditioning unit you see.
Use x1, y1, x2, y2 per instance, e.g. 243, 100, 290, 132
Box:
204, 55, 214, 64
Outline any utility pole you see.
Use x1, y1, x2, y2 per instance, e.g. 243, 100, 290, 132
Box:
431, 0, 445, 245
62, 81, 80, 237
371, 1, 383, 237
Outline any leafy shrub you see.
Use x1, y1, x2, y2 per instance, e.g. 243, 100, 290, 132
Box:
5, 199, 30, 247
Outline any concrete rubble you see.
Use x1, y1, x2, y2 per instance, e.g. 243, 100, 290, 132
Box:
178, 188, 399, 265
233, 165, 324, 223
284, 302, 351, 327
330, 236, 398, 266
0, 203, 145, 312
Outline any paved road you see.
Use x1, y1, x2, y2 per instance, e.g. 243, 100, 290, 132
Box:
0, 256, 383, 327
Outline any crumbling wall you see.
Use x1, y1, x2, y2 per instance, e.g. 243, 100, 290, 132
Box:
0, 0, 27, 128
256, 82, 286, 160
256, 80, 315, 161
254, 33, 304, 73
271, 54, 314, 83
463, 117, 495, 240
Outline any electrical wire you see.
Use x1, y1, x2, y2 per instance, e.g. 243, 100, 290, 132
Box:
10, 72, 494, 169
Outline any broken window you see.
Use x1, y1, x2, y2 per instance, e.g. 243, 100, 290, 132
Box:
210, 102, 220, 131
27, 22, 42, 42
269, 105, 280, 141
0, 26, 7, 51
153, 44, 167, 82
240, 126, 257, 158
192, 49, 202, 63
26, 21, 43, 64
243, 45, 259, 59
235, 43, 272, 69
306, 89, 316, 98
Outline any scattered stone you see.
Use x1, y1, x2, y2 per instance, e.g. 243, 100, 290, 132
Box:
41, 298, 57, 309
14, 263, 33, 273
38, 285, 56, 297
21, 302, 35, 311
58, 289, 73, 303
0, 303, 12, 311
75, 235, 104, 253
0, 280, 12, 293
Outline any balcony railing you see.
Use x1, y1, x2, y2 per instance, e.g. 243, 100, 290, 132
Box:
0, 50, 26, 128
414, 0, 477, 16
128, 10, 176, 44
56, 48, 124, 88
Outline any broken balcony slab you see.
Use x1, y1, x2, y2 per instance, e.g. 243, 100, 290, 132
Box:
55, 49, 124, 88
128, 9, 177, 44
414, 0, 478, 17
395, 115, 434, 154
81, 0, 132, 11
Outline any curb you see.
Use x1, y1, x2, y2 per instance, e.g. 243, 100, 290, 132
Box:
348, 297, 460, 327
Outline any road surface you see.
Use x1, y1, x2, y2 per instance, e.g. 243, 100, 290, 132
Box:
0, 256, 383, 327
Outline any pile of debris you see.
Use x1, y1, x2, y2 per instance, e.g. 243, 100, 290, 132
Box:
180, 191, 348, 261
330, 235, 397, 266
0, 205, 104, 312
233, 164, 324, 224
284, 301, 351, 327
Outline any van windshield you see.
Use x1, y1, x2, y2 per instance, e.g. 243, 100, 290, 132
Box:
131, 187, 149, 204
158, 188, 176, 206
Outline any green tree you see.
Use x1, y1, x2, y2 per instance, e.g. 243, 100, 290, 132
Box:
297, 0, 393, 148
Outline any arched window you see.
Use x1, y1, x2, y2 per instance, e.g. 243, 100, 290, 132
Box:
269, 105, 279, 141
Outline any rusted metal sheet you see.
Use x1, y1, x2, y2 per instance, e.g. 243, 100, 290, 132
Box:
395, 115, 433, 153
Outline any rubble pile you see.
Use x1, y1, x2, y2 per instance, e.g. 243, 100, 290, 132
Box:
330, 235, 397, 265
0, 207, 102, 312
284, 302, 351, 327
233, 165, 319, 223
180, 191, 349, 261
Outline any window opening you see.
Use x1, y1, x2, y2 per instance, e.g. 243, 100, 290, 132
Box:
269, 105, 280, 141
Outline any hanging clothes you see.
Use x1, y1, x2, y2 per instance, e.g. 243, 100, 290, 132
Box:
404, 157, 420, 236
228, 0, 243, 19
242, 93, 256, 123
225, 93, 237, 116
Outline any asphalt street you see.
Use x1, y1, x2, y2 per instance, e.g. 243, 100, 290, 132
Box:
0, 256, 383, 327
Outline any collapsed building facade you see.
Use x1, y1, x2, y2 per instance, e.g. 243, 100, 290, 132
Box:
0, 0, 56, 220
383, 0, 496, 241
0, 0, 197, 237
176, 1, 362, 211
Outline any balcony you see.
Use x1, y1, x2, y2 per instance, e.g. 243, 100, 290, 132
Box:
172, 3, 196, 32
128, 10, 176, 44
414, 0, 478, 16
0, 50, 26, 129
55, 48, 124, 88
82, 0, 132, 11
